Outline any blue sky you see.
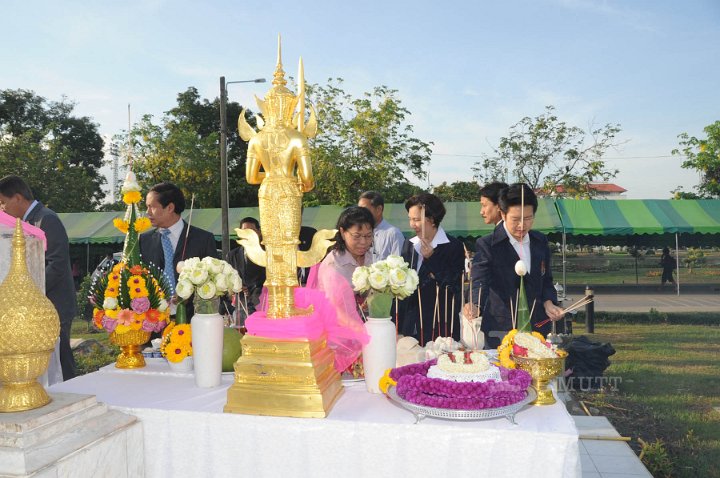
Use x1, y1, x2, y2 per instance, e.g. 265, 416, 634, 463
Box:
2, 0, 719, 199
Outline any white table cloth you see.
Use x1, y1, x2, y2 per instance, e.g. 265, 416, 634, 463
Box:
48, 359, 580, 478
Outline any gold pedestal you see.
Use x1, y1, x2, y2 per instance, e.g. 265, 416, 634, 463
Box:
0, 351, 52, 412
224, 334, 343, 418
513, 354, 566, 405
110, 330, 150, 369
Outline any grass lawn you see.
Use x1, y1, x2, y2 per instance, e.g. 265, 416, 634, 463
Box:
574, 323, 720, 478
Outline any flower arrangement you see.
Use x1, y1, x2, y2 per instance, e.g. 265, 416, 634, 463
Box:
175, 256, 243, 313
160, 321, 192, 363
497, 329, 567, 369
90, 172, 171, 335
352, 254, 419, 318
385, 359, 531, 409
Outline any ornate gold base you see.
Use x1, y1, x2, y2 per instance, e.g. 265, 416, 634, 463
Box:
0, 380, 51, 412
224, 334, 343, 418
110, 330, 150, 369
530, 378, 556, 405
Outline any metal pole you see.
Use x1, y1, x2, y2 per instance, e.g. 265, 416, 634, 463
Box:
562, 231, 567, 299
675, 232, 680, 296
219, 76, 230, 259
585, 285, 595, 333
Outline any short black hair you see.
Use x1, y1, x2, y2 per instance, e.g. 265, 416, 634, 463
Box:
149, 182, 185, 214
479, 181, 508, 205
240, 216, 260, 229
498, 183, 537, 213
405, 192, 446, 226
333, 206, 375, 252
359, 190, 384, 208
0, 175, 34, 201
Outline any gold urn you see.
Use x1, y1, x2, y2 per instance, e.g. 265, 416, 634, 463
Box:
512, 353, 566, 406
0, 219, 60, 412
110, 329, 150, 369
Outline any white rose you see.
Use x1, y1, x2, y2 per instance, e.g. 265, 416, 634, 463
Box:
197, 281, 217, 300
230, 273, 243, 293
103, 297, 117, 310
515, 260, 528, 276
188, 267, 209, 286
222, 263, 235, 275
176, 260, 185, 273
352, 267, 370, 292
368, 269, 389, 291
157, 299, 169, 312
385, 254, 405, 269
175, 279, 195, 300
214, 273, 229, 292
202, 256, 224, 274
388, 267, 408, 287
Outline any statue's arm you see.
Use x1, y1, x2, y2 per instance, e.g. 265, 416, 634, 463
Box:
296, 143, 314, 192
246, 140, 265, 184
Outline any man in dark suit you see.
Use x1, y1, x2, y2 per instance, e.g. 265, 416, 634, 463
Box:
0, 175, 77, 380
226, 216, 266, 320
139, 182, 218, 318
468, 183, 564, 348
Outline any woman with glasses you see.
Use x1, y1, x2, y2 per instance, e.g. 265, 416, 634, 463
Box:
317, 206, 376, 291
467, 183, 564, 348
397, 193, 465, 345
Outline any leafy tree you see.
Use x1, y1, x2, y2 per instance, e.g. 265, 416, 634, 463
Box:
304, 78, 432, 206
472, 106, 621, 197
0, 89, 106, 211
672, 120, 720, 198
433, 180, 482, 202
683, 247, 705, 273
123, 87, 259, 208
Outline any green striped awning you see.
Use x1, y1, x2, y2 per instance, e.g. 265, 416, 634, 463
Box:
555, 199, 720, 236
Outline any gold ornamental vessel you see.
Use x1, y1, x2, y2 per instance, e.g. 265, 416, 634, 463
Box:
110, 329, 151, 369
0, 219, 60, 412
512, 353, 566, 405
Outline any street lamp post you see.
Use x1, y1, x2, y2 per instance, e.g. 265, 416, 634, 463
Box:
219, 76, 266, 258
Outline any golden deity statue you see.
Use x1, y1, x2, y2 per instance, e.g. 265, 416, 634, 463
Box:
237, 37, 334, 319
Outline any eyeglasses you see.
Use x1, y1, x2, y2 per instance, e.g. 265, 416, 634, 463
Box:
345, 232, 373, 242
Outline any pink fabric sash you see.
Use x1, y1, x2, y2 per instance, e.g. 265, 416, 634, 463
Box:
246, 264, 369, 372
0, 211, 47, 250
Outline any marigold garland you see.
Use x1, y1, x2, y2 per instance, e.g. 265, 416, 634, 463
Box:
122, 190, 142, 204
113, 218, 129, 233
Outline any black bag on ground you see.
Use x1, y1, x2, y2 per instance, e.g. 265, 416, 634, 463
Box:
563, 336, 616, 390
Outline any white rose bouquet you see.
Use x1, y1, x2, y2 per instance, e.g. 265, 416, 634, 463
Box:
352, 255, 419, 318
175, 257, 243, 313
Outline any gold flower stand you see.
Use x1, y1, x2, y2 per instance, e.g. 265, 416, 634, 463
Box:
512, 354, 566, 405
110, 329, 151, 369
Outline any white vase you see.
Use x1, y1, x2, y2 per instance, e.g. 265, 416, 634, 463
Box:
362, 317, 396, 394
167, 356, 194, 373
191, 312, 224, 387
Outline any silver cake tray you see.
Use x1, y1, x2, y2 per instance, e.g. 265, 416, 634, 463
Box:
387, 385, 536, 425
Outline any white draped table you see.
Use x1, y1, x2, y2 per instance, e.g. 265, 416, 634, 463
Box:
48, 359, 580, 478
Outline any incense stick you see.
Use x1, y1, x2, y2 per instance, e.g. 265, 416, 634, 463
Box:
450, 294, 455, 337
432, 285, 440, 341
444, 287, 448, 337
418, 285, 424, 346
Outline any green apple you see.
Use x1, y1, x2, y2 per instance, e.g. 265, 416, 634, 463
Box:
222, 327, 243, 372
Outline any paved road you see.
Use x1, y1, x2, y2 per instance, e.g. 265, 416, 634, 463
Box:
561, 291, 720, 313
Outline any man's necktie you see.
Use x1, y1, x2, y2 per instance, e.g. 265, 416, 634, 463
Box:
161, 229, 176, 295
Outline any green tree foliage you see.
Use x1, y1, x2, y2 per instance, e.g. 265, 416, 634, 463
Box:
304, 78, 432, 206
672, 120, 720, 199
123, 87, 259, 208
472, 106, 621, 197
433, 180, 482, 202
0, 89, 106, 211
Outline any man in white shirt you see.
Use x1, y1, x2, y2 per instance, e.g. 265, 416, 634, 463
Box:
358, 191, 406, 261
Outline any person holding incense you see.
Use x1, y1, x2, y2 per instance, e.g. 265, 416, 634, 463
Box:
397, 193, 465, 345
466, 183, 564, 348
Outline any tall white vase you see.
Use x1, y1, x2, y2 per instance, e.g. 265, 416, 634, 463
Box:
362, 318, 396, 394
192, 313, 224, 387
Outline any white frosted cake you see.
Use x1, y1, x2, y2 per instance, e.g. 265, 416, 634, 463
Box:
427, 351, 502, 383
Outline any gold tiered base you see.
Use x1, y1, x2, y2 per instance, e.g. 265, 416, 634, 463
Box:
110, 330, 150, 369
224, 334, 343, 418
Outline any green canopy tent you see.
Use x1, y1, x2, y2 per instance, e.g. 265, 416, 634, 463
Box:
554, 199, 720, 295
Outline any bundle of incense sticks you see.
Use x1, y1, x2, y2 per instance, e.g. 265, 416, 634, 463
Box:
535, 295, 594, 328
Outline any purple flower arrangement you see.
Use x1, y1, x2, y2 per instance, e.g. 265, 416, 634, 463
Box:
390, 358, 532, 410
